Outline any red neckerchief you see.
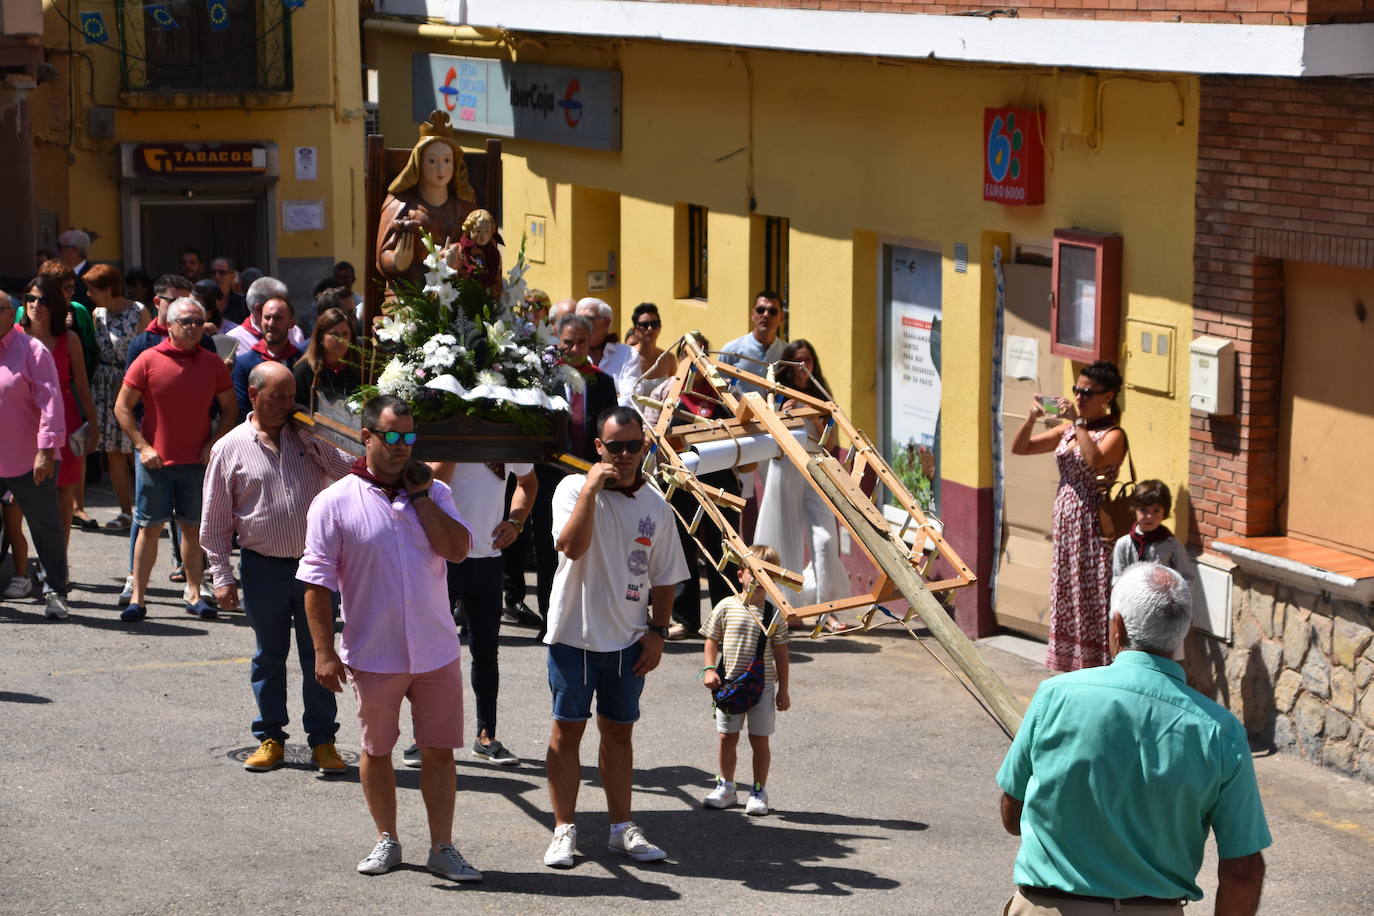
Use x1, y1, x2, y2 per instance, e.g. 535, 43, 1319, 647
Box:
557, 358, 604, 379
242, 314, 264, 339
1130, 524, 1172, 560
152, 338, 203, 364
250, 337, 300, 362
145, 316, 171, 337
604, 471, 647, 496
350, 456, 403, 500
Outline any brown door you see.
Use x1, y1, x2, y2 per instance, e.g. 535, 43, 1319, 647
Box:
996, 262, 1058, 638
139, 197, 265, 276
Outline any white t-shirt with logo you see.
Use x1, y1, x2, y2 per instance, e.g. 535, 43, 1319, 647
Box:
545, 473, 689, 653
444, 462, 534, 558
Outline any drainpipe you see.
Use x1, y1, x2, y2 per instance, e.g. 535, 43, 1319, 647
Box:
363, 18, 508, 49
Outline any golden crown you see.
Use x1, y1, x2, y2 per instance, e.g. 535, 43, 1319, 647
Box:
418, 110, 456, 141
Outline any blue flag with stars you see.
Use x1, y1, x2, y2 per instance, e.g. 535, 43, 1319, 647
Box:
146, 4, 179, 30
79, 11, 109, 44
284, 0, 306, 9
206, 0, 231, 31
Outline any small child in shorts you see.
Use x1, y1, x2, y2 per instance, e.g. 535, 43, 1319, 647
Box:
700, 544, 791, 816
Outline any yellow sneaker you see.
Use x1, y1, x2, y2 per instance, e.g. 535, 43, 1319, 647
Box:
244, 738, 284, 772
313, 742, 347, 775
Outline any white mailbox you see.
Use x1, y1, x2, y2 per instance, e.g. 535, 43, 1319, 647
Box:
1189, 336, 1235, 415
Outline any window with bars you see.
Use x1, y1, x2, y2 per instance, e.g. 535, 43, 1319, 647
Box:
686, 203, 707, 300
119, 0, 294, 93
762, 215, 789, 335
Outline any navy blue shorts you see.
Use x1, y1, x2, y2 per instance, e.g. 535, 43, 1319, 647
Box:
134, 462, 205, 528
547, 641, 645, 724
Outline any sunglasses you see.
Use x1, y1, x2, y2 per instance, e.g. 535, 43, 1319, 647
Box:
174, 317, 206, 327
1071, 385, 1104, 397
754, 306, 780, 316
24, 293, 44, 304
635, 320, 661, 330
368, 428, 418, 446
600, 439, 644, 455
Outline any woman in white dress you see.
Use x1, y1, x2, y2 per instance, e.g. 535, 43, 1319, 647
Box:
616, 303, 677, 407
752, 339, 853, 632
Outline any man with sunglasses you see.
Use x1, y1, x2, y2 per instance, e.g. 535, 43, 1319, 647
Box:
299, 396, 483, 883
116, 298, 238, 621
540, 407, 689, 869
0, 289, 72, 619
718, 290, 786, 398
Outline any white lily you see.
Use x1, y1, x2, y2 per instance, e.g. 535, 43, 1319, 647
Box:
376, 314, 411, 344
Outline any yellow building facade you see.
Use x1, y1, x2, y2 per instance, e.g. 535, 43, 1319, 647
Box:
32, 0, 363, 303
372, 23, 1198, 636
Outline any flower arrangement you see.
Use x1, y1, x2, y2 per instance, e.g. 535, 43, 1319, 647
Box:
357, 232, 576, 435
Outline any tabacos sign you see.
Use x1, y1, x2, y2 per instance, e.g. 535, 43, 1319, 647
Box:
983, 107, 1045, 206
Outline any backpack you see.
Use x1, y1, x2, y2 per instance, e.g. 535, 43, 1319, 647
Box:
710, 604, 777, 715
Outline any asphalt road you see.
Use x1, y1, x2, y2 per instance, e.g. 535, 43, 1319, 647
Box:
2, 485, 1373, 914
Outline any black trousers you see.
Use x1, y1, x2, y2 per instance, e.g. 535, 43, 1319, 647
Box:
529, 464, 566, 627
670, 469, 740, 630
446, 555, 505, 740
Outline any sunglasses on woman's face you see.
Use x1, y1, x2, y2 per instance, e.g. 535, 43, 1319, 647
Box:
600, 439, 644, 455
24, 294, 44, 304
1071, 386, 1104, 397
368, 429, 418, 446
635, 320, 661, 330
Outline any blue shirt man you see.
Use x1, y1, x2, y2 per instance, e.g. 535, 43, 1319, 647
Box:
997, 563, 1270, 916
717, 290, 785, 397
230, 297, 301, 419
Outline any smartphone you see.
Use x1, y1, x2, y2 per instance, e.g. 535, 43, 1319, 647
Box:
1037, 394, 1062, 417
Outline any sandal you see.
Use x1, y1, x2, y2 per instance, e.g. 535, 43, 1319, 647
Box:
104, 513, 132, 531
169, 565, 186, 583
822, 616, 854, 634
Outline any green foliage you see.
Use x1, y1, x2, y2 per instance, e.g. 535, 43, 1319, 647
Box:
891, 438, 934, 513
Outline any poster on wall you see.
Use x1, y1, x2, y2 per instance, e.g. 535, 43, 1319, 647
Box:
883, 244, 943, 514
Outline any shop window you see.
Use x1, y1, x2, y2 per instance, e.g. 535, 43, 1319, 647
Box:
1278, 261, 1374, 558
675, 203, 708, 300
118, 0, 295, 93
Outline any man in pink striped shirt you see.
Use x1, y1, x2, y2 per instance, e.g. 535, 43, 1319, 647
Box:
298, 395, 482, 883
201, 361, 352, 775
0, 290, 70, 619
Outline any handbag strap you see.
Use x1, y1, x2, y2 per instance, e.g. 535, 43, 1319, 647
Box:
753, 603, 777, 660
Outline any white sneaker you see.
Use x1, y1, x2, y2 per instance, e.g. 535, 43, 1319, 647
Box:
607, 823, 666, 862
745, 784, 770, 816
357, 833, 402, 875
426, 843, 481, 882
543, 824, 577, 868
44, 592, 70, 620
4, 575, 31, 599
703, 777, 738, 809
118, 575, 133, 607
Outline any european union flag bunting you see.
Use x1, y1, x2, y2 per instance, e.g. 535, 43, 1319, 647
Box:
79, 11, 109, 44
206, 0, 231, 31
146, 4, 180, 30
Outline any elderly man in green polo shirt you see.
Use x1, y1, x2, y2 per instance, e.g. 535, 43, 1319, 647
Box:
996, 563, 1270, 916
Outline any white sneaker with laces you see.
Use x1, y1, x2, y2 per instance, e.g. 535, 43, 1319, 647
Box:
44, 592, 70, 620
4, 576, 31, 600
745, 784, 770, 816
357, 833, 402, 875
426, 843, 482, 882
608, 823, 666, 862
543, 824, 577, 868
702, 777, 738, 809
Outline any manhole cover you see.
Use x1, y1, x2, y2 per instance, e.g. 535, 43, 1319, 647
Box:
224, 743, 361, 767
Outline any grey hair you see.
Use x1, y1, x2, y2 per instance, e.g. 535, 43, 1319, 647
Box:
557, 313, 592, 335
575, 297, 612, 320
246, 276, 289, 311
1110, 563, 1193, 655
165, 297, 205, 323
58, 229, 91, 254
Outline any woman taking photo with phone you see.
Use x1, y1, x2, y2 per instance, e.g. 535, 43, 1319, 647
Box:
1011, 360, 1126, 671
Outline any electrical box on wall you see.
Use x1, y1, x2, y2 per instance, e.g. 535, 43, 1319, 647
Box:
1189, 336, 1235, 415
1123, 318, 1175, 396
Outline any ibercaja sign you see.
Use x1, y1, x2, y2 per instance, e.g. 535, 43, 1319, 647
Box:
984, 107, 1045, 206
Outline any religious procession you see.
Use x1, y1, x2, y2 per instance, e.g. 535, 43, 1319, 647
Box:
7, 1, 1374, 913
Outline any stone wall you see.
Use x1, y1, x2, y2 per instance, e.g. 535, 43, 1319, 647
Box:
1190, 568, 1374, 780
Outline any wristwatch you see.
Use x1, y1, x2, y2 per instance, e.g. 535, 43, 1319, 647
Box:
504, 515, 525, 532
647, 624, 670, 639
410, 488, 431, 502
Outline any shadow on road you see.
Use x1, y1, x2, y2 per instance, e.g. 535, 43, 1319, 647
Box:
0, 690, 52, 704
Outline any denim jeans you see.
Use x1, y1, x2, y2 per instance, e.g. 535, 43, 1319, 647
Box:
447, 555, 504, 740
240, 549, 339, 747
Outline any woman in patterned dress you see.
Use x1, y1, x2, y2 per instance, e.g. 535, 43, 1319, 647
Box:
85, 265, 149, 530
1011, 361, 1126, 671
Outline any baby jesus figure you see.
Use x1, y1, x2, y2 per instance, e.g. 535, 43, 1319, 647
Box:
454, 208, 502, 297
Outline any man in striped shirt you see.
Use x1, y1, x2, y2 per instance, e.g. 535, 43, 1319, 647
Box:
201, 361, 353, 775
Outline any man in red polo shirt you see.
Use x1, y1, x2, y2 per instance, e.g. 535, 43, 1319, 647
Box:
115, 297, 238, 622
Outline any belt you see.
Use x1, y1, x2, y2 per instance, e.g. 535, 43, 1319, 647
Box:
1019, 886, 1185, 908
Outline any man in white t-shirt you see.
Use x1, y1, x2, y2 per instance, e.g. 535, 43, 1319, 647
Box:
540, 407, 688, 870
401, 459, 538, 770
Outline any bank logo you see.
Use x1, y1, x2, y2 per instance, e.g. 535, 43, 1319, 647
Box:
986, 112, 1023, 184
559, 80, 583, 128
440, 66, 459, 111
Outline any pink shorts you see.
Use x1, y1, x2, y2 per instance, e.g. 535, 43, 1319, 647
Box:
349, 656, 464, 756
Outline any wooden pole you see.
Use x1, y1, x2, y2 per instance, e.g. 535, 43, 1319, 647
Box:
808, 455, 1025, 737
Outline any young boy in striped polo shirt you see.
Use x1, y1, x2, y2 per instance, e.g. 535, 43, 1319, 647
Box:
700, 544, 792, 816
